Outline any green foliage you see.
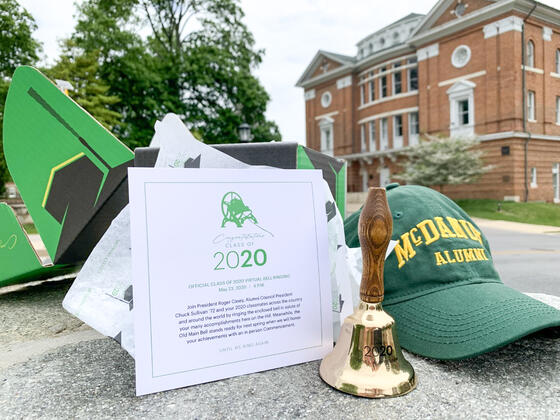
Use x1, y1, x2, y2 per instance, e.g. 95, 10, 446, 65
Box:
456, 199, 560, 227
0, 0, 42, 195
43, 41, 122, 132
0, 0, 41, 79
71, 0, 281, 148
394, 134, 493, 192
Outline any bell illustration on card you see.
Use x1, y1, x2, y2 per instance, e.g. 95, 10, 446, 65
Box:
320, 187, 416, 398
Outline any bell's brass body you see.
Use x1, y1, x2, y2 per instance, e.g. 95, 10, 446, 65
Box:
319, 187, 416, 398
319, 302, 416, 398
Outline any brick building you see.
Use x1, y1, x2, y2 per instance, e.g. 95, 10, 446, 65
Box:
296, 0, 560, 203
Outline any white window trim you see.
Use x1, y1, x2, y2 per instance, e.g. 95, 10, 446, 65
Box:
369, 121, 376, 152
380, 118, 389, 151
527, 90, 536, 122
407, 65, 418, 92
392, 69, 402, 95
556, 96, 560, 125
527, 40, 535, 68
379, 73, 387, 98
521, 65, 544, 74
358, 62, 417, 85
360, 85, 365, 106
393, 115, 403, 149
409, 112, 419, 146
360, 166, 369, 192
369, 80, 375, 102
321, 91, 332, 108
319, 117, 334, 156
447, 80, 475, 137
530, 167, 538, 188
379, 167, 391, 188
360, 124, 367, 152
357, 52, 417, 77
438, 70, 487, 87
357, 91, 418, 111
358, 106, 419, 124
451, 45, 472, 69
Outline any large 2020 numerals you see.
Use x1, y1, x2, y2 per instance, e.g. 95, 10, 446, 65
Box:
214, 249, 267, 270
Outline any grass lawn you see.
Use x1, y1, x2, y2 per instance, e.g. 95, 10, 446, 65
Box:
455, 199, 560, 227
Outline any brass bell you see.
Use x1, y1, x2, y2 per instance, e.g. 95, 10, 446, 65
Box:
320, 187, 416, 398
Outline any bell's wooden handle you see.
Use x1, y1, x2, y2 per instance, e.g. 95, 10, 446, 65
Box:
358, 187, 392, 303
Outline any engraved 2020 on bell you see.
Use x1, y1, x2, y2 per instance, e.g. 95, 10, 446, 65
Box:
319, 187, 416, 398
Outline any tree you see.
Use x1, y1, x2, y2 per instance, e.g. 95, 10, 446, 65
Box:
393, 134, 493, 193
44, 41, 122, 131
0, 0, 42, 195
71, 0, 281, 148
0, 0, 41, 78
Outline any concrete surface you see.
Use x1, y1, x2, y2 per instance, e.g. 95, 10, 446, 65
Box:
0, 331, 559, 419
473, 218, 560, 235
1, 220, 559, 419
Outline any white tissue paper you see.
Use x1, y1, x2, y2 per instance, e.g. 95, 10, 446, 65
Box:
63, 113, 354, 356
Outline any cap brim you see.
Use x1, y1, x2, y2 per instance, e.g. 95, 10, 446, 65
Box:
384, 282, 560, 360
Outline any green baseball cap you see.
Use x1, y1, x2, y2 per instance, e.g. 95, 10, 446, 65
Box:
344, 183, 560, 360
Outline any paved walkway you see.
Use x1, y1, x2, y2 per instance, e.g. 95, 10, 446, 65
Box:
472, 218, 560, 235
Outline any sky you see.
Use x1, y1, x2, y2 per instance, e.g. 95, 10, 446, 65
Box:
17, 0, 557, 144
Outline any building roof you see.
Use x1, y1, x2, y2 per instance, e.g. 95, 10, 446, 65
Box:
320, 51, 356, 65
356, 13, 425, 46
297, 0, 560, 90
295, 50, 355, 87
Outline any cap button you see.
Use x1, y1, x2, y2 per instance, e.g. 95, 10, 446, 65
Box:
386, 182, 400, 191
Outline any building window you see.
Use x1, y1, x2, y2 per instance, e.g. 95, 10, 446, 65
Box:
360, 124, 367, 152
321, 91, 332, 108
447, 80, 475, 136
556, 49, 560, 74
393, 115, 403, 149
458, 99, 469, 125
369, 121, 376, 151
361, 167, 369, 192
380, 67, 387, 98
407, 58, 418, 91
451, 45, 471, 68
501, 146, 510, 156
7, 186, 17, 198
369, 80, 375, 102
531, 167, 537, 187
526, 40, 535, 68
319, 118, 334, 156
556, 96, 560, 124
454, 2, 466, 17
393, 63, 402, 95
527, 90, 536, 121
409, 112, 419, 146
379, 167, 390, 187
360, 84, 365, 106
380, 118, 388, 150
